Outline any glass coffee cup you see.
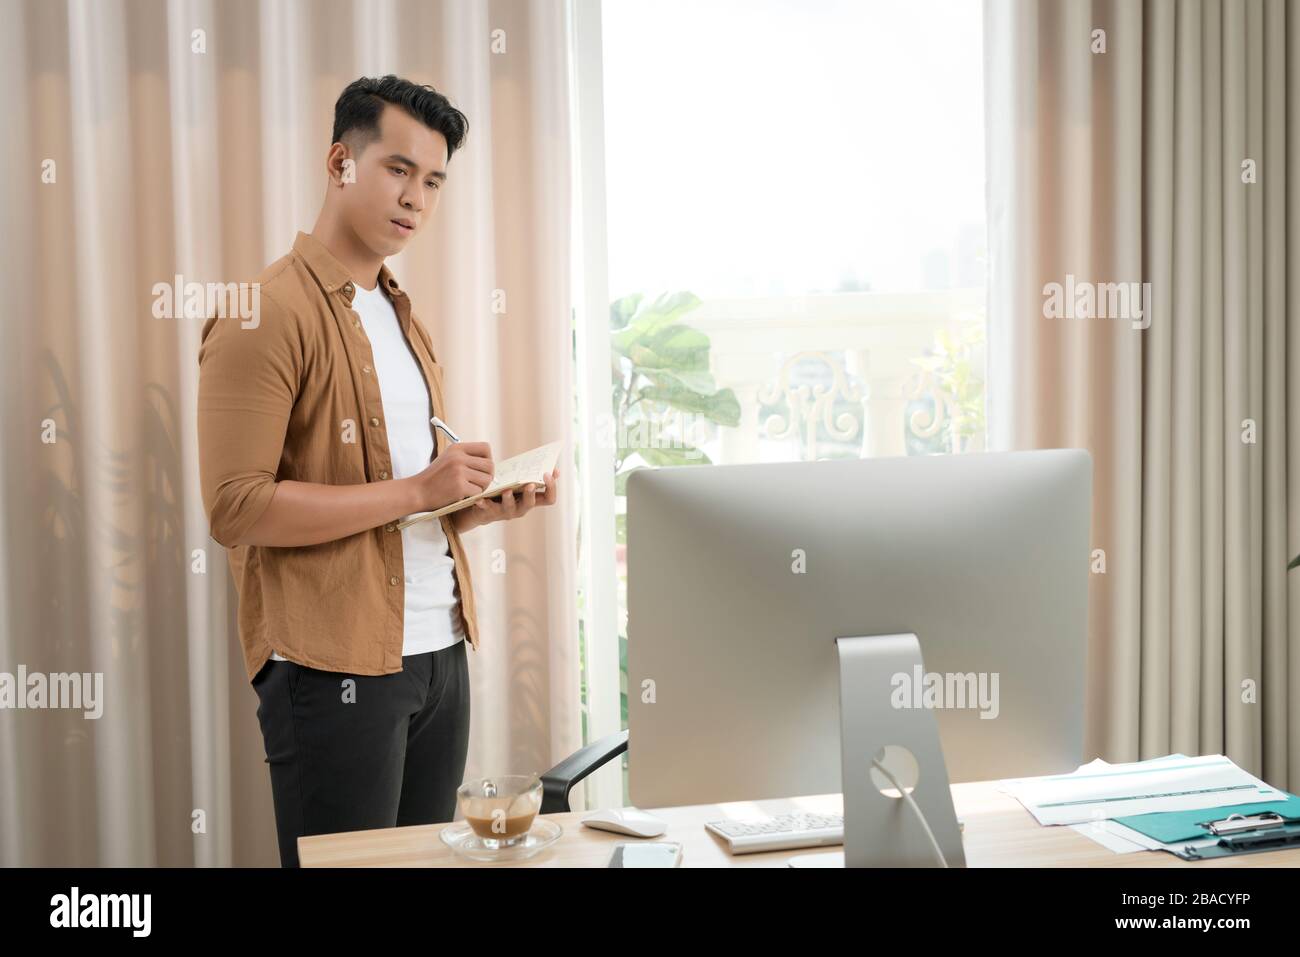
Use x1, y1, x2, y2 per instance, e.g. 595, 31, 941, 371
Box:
457, 774, 544, 849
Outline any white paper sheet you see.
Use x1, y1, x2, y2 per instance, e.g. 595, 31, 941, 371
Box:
998, 754, 1285, 827
1069, 820, 1149, 854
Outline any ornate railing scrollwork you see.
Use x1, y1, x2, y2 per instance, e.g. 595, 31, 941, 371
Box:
757, 351, 864, 461
903, 368, 951, 440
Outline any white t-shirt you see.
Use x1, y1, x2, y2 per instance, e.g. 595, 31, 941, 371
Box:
271, 278, 463, 661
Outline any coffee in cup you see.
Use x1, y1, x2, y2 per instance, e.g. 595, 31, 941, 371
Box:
457, 774, 544, 848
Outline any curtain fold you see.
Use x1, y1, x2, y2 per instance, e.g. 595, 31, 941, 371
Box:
0, 0, 579, 866
984, 0, 1300, 791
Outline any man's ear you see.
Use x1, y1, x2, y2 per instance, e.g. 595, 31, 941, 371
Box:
326, 142, 355, 187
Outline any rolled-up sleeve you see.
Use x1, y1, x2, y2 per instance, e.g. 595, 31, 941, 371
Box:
197, 290, 302, 547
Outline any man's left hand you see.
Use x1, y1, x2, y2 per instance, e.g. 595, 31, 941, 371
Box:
452, 467, 560, 532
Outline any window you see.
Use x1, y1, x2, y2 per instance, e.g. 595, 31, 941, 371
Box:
571, 0, 986, 806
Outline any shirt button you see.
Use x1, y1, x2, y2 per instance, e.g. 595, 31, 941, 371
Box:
363, 364, 372, 374
343, 282, 354, 295
378, 470, 388, 480
389, 576, 399, 586
385, 522, 397, 532
370, 417, 380, 427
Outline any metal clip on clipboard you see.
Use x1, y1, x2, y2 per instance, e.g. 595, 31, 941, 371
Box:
1174, 812, 1300, 860
1204, 811, 1286, 836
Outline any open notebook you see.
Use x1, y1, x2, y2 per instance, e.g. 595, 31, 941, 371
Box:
394, 440, 562, 531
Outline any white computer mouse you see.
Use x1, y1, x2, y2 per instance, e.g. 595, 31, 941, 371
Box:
580, 807, 668, 838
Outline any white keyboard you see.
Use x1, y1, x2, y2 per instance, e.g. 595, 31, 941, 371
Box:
705, 812, 844, 854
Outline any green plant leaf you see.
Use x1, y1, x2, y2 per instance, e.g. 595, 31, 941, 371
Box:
610, 293, 643, 331
640, 324, 711, 370
1290, 553, 1300, 570
638, 382, 741, 426
611, 292, 702, 356
638, 367, 718, 395
625, 342, 664, 369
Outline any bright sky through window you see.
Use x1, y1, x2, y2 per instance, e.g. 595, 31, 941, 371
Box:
601, 0, 986, 300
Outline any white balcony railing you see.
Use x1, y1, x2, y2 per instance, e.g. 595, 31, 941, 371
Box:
674, 288, 987, 466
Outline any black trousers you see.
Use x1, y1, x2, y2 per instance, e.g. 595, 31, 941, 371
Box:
251, 640, 471, 868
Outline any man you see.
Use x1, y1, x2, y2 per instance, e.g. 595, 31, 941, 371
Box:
197, 75, 559, 868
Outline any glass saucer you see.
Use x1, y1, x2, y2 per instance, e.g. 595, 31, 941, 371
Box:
439, 819, 563, 863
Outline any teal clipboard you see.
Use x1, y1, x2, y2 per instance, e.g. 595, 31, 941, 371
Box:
1113, 793, 1300, 844
1167, 822, 1300, 861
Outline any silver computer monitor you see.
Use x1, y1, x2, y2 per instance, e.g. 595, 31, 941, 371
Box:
626, 448, 1091, 809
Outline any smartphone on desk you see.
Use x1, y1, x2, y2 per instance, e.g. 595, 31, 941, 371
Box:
607, 842, 683, 868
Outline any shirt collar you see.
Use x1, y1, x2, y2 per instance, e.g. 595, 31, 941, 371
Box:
377, 262, 404, 298
291, 230, 405, 301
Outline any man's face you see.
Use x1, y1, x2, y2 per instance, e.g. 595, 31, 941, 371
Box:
337, 103, 448, 257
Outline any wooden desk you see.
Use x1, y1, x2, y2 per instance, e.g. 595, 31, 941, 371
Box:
298, 779, 1300, 867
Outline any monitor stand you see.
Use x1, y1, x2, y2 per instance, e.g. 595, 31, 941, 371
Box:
789, 633, 967, 868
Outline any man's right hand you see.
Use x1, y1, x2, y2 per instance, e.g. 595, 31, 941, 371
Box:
408, 442, 495, 512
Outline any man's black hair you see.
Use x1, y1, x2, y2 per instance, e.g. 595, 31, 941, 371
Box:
331, 74, 468, 159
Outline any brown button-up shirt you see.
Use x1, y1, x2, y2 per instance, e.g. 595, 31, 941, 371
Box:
197, 230, 479, 684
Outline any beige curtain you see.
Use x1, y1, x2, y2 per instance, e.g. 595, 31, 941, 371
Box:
984, 0, 1300, 791
0, 0, 580, 866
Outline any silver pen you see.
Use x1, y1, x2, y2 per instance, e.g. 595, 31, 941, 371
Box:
429, 415, 504, 501
395, 416, 470, 530
430, 415, 461, 443
431, 413, 533, 501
